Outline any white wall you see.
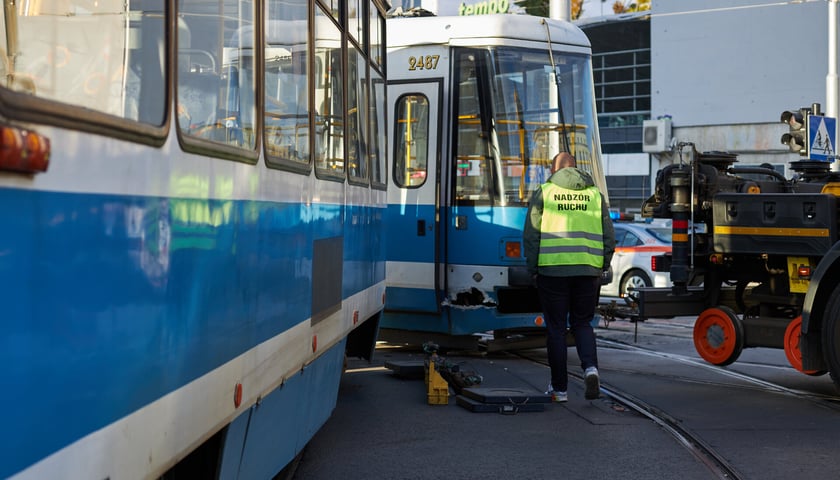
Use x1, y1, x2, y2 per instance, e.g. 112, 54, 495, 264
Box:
652, 0, 830, 165
652, 0, 827, 127
603, 152, 649, 175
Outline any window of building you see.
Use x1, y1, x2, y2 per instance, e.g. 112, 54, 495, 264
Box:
606, 174, 650, 211
592, 48, 649, 154
583, 17, 650, 155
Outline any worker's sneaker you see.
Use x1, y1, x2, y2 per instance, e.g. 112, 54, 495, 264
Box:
551, 391, 568, 403
584, 366, 600, 400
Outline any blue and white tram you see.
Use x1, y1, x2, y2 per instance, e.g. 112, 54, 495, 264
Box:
382, 14, 608, 345
0, 0, 387, 478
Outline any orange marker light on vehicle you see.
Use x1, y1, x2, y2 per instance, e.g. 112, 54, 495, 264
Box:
234, 383, 243, 408
0, 125, 51, 173
797, 264, 812, 279
505, 241, 521, 258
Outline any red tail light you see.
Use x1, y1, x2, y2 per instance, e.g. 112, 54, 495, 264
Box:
651, 256, 665, 272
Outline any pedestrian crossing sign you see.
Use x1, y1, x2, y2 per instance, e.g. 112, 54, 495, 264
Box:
809, 115, 836, 162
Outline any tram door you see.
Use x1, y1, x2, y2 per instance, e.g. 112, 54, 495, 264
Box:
385, 80, 442, 315
443, 48, 532, 326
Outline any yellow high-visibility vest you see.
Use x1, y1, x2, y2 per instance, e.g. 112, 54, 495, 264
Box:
538, 183, 604, 268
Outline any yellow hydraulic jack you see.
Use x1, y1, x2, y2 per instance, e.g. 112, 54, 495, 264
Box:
425, 358, 450, 405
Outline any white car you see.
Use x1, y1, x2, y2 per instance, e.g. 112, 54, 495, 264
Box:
601, 222, 672, 298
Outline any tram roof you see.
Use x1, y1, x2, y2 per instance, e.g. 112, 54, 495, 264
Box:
386, 14, 590, 49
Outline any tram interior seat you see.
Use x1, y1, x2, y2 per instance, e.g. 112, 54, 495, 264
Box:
177, 29, 222, 136
178, 71, 221, 135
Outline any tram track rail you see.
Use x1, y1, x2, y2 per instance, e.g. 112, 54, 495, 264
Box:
597, 384, 743, 480
598, 338, 840, 410
513, 349, 744, 480
514, 334, 840, 479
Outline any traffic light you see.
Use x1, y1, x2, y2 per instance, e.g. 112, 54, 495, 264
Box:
781, 107, 810, 156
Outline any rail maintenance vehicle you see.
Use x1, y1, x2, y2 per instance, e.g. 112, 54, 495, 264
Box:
637, 103, 840, 389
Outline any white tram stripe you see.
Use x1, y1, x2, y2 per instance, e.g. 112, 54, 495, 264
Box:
0, 129, 385, 208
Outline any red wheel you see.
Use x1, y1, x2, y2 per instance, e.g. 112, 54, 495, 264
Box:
693, 306, 744, 366
784, 316, 827, 376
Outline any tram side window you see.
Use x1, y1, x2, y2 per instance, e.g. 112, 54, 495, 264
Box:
264, 0, 310, 166
369, 74, 387, 188
314, 7, 345, 177
177, 0, 256, 150
348, 45, 368, 181
348, 0, 364, 45
394, 94, 429, 188
369, 3, 385, 68
318, 0, 341, 21
368, 4, 387, 189
0, 1, 165, 125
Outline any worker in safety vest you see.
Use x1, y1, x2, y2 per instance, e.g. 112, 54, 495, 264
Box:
523, 152, 615, 402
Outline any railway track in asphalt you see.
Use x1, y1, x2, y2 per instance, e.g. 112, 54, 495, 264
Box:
596, 338, 840, 410
513, 328, 840, 480
291, 336, 840, 479
513, 349, 745, 480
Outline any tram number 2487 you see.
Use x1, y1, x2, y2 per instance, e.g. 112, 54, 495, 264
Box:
408, 55, 441, 71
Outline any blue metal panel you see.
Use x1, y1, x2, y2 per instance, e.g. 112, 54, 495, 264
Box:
446, 308, 541, 335
381, 309, 451, 334
446, 205, 528, 265
231, 340, 346, 479
384, 286, 438, 312
218, 408, 251, 480
385, 203, 436, 262
382, 303, 543, 335
0, 188, 381, 478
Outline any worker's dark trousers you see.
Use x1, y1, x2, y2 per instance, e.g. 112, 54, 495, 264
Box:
537, 274, 600, 393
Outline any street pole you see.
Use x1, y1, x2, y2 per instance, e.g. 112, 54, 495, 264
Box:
829, 0, 839, 169
549, 0, 570, 21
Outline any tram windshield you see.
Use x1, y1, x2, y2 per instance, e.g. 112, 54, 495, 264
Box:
453, 46, 606, 206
